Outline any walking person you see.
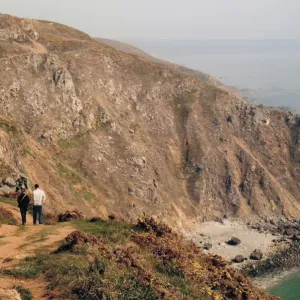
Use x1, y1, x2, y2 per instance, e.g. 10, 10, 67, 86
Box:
33, 184, 46, 225
17, 188, 30, 225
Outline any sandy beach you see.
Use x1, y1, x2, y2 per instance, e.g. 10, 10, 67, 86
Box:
185, 219, 278, 263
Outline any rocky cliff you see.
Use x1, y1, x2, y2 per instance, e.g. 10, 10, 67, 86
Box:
0, 14, 300, 228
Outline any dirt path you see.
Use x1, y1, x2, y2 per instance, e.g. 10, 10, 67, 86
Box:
0, 223, 74, 260
0, 207, 75, 299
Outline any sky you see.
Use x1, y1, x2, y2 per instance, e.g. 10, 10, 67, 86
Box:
1, 0, 300, 40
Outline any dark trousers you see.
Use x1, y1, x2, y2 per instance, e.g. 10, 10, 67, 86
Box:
33, 205, 43, 224
19, 207, 27, 225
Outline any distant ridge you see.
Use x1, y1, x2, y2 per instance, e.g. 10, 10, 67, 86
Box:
96, 38, 222, 86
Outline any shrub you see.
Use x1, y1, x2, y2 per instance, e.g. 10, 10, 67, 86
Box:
156, 261, 184, 278
0, 206, 17, 225
135, 217, 171, 237
43, 212, 57, 225
115, 274, 159, 300
58, 210, 84, 222
15, 286, 33, 300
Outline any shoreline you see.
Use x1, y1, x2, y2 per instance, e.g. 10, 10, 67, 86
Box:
184, 217, 300, 292
185, 219, 279, 263
254, 267, 300, 290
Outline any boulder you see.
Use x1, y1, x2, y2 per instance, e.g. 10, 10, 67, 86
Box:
250, 249, 263, 260
58, 210, 84, 222
15, 177, 28, 190
90, 217, 104, 223
204, 243, 212, 250
43, 212, 57, 225
57, 231, 101, 251
108, 214, 116, 221
0, 185, 14, 195
4, 177, 16, 187
233, 255, 245, 263
0, 289, 21, 300
227, 237, 241, 246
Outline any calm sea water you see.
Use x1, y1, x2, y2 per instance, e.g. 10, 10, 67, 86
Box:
268, 269, 300, 300
131, 39, 300, 113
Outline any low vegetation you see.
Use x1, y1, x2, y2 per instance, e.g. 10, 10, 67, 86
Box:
57, 163, 81, 184
0, 117, 16, 134
1, 217, 276, 299
73, 189, 97, 201
59, 139, 80, 149
15, 285, 33, 300
0, 206, 17, 225
21, 147, 34, 158
0, 196, 18, 207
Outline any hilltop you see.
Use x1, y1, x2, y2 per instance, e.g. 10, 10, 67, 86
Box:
0, 13, 299, 230
96, 38, 221, 86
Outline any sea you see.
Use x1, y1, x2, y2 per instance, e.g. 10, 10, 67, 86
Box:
130, 39, 300, 113
268, 269, 300, 299
129, 39, 300, 299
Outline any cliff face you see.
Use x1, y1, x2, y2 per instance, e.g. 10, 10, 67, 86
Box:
0, 14, 300, 227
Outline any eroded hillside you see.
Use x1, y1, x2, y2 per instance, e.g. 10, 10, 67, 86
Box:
0, 14, 300, 227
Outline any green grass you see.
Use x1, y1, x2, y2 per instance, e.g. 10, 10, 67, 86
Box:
19, 227, 60, 249
0, 196, 18, 207
59, 139, 79, 149
0, 220, 217, 300
156, 261, 184, 278
4, 250, 158, 300
73, 189, 97, 201
21, 147, 34, 158
155, 268, 207, 299
57, 163, 81, 183
3, 254, 46, 279
45, 254, 159, 300
0, 118, 17, 134
73, 219, 134, 245
114, 274, 159, 300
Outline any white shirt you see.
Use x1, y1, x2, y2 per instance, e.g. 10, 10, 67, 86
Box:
33, 188, 46, 206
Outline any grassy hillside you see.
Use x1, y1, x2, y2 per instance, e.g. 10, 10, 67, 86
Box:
1, 217, 277, 300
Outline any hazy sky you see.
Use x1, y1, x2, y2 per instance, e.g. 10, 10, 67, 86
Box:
1, 0, 300, 40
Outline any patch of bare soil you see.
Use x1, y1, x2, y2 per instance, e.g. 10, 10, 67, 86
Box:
0, 205, 74, 299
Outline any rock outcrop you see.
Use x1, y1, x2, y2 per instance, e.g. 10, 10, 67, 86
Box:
0, 14, 300, 228
250, 249, 263, 260
227, 237, 241, 246
0, 289, 21, 300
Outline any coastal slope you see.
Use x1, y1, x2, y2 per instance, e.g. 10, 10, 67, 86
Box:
0, 14, 299, 228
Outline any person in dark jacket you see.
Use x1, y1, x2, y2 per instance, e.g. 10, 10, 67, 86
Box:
17, 188, 30, 225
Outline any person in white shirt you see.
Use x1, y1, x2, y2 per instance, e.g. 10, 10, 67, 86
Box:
32, 184, 46, 225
